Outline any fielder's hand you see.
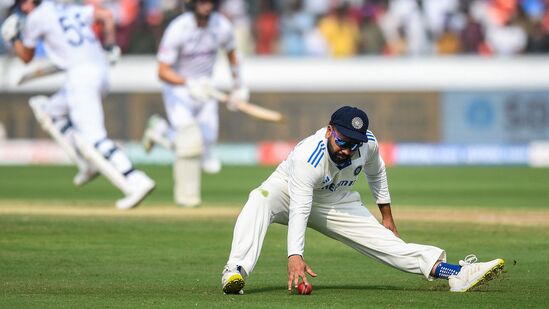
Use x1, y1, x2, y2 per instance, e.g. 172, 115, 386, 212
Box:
1, 13, 23, 45
104, 44, 121, 65
187, 77, 213, 103
288, 255, 317, 292
227, 85, 250, 111
382, 217, 400, 238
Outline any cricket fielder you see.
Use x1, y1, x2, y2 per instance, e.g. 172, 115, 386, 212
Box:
142, 0, 249, 207
221, 106, 504, 294
1, 0, 155, 209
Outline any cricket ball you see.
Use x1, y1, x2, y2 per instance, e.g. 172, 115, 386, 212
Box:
297, 282, 312, 295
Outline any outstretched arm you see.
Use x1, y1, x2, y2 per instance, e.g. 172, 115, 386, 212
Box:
363, 132, 398, 236
286, 160, 322, 291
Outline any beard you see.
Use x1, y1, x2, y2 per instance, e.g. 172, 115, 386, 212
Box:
196, 12, 211, 20
327, 142, 351, 164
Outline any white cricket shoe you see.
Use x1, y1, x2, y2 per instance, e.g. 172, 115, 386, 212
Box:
142, 114, 169, 153
222, 265, 246, 295
73, 165, 98, 187
449, 254, 505, 292
116, 171, 155, 210
202, 157, 221, 174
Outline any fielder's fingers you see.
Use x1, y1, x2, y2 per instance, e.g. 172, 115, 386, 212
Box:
301, 275, 309, 287
306, 266, 318, 277
288, 274, 294, 291
293, 272, 302, 288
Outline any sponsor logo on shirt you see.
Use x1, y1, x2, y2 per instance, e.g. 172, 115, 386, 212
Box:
321, 179, 356, 192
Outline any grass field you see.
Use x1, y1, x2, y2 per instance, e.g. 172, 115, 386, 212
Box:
1, 165, 549, 308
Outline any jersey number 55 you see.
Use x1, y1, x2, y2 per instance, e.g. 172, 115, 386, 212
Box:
58, 13, 96, 47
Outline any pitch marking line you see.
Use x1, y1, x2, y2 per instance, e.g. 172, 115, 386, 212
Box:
0, 202, 548, 226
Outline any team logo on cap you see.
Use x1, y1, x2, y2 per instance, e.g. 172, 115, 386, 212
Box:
351, 117, 363, 129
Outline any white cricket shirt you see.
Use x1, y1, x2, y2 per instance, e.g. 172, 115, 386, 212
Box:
22, 1, 106, 69
265, 128, 391, 257
157, 12, 235, 79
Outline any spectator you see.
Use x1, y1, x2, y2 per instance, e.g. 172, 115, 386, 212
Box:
487, 0, 519, 26
386, 24, 408, 55
126, 0, 164, 53
318, 1, 360, 57
422, 0, 460, 39
220, 0, 252, 54
525, 20, 549, 52
520, 0, 545, 19
304, 17, 330, 56
303, 0, 331, 19
436, 20, 461, 54
359, 4, 387, 54
379, 0, 431, 56
279, 0, 314, 56
254, 0, 279, 55
543, 2, 549, 32
460, 5, 487, 54
485, 13, 528, 55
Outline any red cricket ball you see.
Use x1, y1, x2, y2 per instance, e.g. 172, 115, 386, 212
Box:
297, 282, 313, 295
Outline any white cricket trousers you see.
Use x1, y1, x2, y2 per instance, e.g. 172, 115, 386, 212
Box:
44, 63, 134, 174
226, 180, 446, 280
45, 64, 109, 144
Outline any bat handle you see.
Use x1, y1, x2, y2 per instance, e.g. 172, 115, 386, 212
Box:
208, 88, 230, 103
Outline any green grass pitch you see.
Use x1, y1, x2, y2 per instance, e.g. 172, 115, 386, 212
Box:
1, 165, 548, 308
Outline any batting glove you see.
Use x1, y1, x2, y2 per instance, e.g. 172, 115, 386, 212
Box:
1, 13, 24, 45
187, 77, 213, 103
227, 86, 250, 112
104, 44, 121, 65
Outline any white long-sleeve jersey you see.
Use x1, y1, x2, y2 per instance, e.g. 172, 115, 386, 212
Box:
157, 12, 235, 79
263, 128, 391, 257
22, 1, 106, 69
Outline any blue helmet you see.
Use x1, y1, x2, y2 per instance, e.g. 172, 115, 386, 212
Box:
185, 0, 220, 11
11, 0, 42, 14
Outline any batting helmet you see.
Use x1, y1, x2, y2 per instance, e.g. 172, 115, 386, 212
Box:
10, 0, 42, 14
185, 0, 220, 11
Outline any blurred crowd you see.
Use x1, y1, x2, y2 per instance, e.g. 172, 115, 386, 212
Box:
2, 0, 549, 57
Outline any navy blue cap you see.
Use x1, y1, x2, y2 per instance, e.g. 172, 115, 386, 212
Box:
330, 106, 370, 142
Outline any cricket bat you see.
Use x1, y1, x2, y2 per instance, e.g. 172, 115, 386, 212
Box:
17, 63, 62, 86
209, 89, 286, 123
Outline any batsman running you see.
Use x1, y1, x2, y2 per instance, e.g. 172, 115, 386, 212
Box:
142, 0, 249, 207
1, 0, 155, 209
221, 106, 504, 294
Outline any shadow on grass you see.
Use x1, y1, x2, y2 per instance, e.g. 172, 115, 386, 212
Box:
246, 284, 427, 294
